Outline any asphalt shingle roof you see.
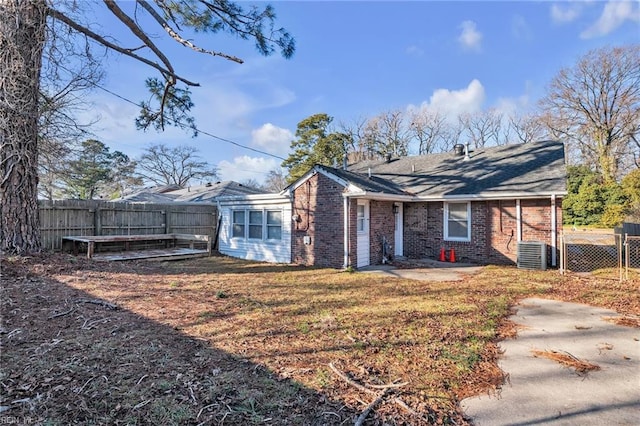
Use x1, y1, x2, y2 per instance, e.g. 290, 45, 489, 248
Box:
171, 181, 264, 202
323, 140, 566, 198
117, 181, 264, 203
315, 165, 410, 195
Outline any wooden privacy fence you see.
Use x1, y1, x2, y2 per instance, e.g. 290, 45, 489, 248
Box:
39, 200, 217, 252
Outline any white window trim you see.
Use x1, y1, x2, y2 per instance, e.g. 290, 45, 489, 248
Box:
231, 210, 246, 239
443, 201, 471, 242
265, 210, 283, 241
230, 208, 283, 242
248, 210, 264, 240
356, 203, 367, 234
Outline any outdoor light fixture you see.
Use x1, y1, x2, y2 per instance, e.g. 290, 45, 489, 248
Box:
392, 204, 399, 214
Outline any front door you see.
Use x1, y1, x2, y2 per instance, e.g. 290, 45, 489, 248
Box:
356, 200, 370, 268
394, 202, 403, 257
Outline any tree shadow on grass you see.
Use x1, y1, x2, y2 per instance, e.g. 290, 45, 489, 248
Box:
44, 251, 321, 277
0, 258, 357, 425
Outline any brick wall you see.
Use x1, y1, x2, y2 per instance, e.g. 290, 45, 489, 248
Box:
404, 198, 563, 266
291, 173, 346, 268
487, 200, 518, 263
521, 198, 563, 264
291, 172, 563, 268
404, 202, 430, 258
369, 200, 395, 265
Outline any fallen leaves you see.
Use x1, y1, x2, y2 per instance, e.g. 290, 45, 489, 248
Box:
531, 350, 601, 374
1, 253, 638, 425
602, 316, 640, 328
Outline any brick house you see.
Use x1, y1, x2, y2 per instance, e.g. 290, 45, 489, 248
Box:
219, 140, 567, 269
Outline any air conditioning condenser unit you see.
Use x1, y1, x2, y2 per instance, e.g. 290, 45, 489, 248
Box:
517, 241, 547, 270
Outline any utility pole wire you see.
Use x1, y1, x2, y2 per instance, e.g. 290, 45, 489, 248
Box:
55, 64, 287, 161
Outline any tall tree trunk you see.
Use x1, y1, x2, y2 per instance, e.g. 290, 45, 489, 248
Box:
0, 0, 47, 254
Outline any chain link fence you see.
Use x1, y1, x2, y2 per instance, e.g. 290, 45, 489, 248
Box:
560, 231, 639, 281
623, 235, 640, 280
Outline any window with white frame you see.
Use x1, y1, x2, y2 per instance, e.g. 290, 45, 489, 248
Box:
357, 204, 365, 232
232, 210, 245, 238
266, 210, 282, 239
231, 209, 282, 241
444, 202, 471, 241
248, 210, 264, 239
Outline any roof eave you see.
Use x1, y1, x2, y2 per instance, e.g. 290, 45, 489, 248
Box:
344, 190, 567, 202
433, 191, 568, 201
217, 193, 291, 205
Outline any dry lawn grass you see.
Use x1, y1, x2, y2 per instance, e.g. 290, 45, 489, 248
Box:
1, 254, 638, 425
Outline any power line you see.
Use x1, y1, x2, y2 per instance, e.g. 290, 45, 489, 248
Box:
55, 64, 287, 161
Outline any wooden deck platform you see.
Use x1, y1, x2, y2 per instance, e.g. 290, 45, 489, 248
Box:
63, 233, 211, 261
92, 247, 210, 262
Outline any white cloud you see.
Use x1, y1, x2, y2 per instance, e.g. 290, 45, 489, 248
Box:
80, 71, 296, 161
217, 155, 280, 184
251, 123, 294, 157
580, 0, 640, 39
78, 94, 189, 158
411, 79, 486, 120
550, 3, 583, 23
457, 21, 482, 52
405, 45, 424, 57
512, 15, 533, 40
494, 95, 530, 117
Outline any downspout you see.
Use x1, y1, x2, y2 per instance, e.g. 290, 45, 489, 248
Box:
214, 200, 223, 251
551, 194, 557, 267
343, 196, 349, 269
516, 199, 522, 242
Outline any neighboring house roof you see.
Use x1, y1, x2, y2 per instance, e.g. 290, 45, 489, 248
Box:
170, 181, 264, 203
115, 185, 181, 203
116, 181, 264, 203
302, 140, 567, 200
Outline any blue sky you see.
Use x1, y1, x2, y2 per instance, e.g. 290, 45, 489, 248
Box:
78, 1, 640, 184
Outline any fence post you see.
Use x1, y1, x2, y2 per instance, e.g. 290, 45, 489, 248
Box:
164, 207, 171, 234
625, 233, 629, 282
94, 207, 102, 236
559, 233, 564, 274
618, 234, 623, 283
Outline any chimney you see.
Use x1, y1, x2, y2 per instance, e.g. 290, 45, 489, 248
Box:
464, 143, 471, 161
385, 153, 392, 163
368, 167, 372, 178
411, 164, 415, 173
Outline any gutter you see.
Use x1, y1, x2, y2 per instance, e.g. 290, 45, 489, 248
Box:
346, 191, 567, 202
216, 194, 291, 207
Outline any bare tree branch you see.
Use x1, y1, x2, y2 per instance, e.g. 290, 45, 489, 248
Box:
138, 0, 243, 64
47, 7, 199, 87
539, 45, 640, 182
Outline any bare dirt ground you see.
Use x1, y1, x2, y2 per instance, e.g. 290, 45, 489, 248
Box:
1, 254, 638, 425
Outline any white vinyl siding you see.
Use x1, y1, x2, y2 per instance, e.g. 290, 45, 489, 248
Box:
444, 202, 471, 242
219, 196, 291, 264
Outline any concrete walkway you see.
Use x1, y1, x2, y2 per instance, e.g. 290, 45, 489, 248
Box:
461, 298, 640, 425
358, 260, 483, 282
